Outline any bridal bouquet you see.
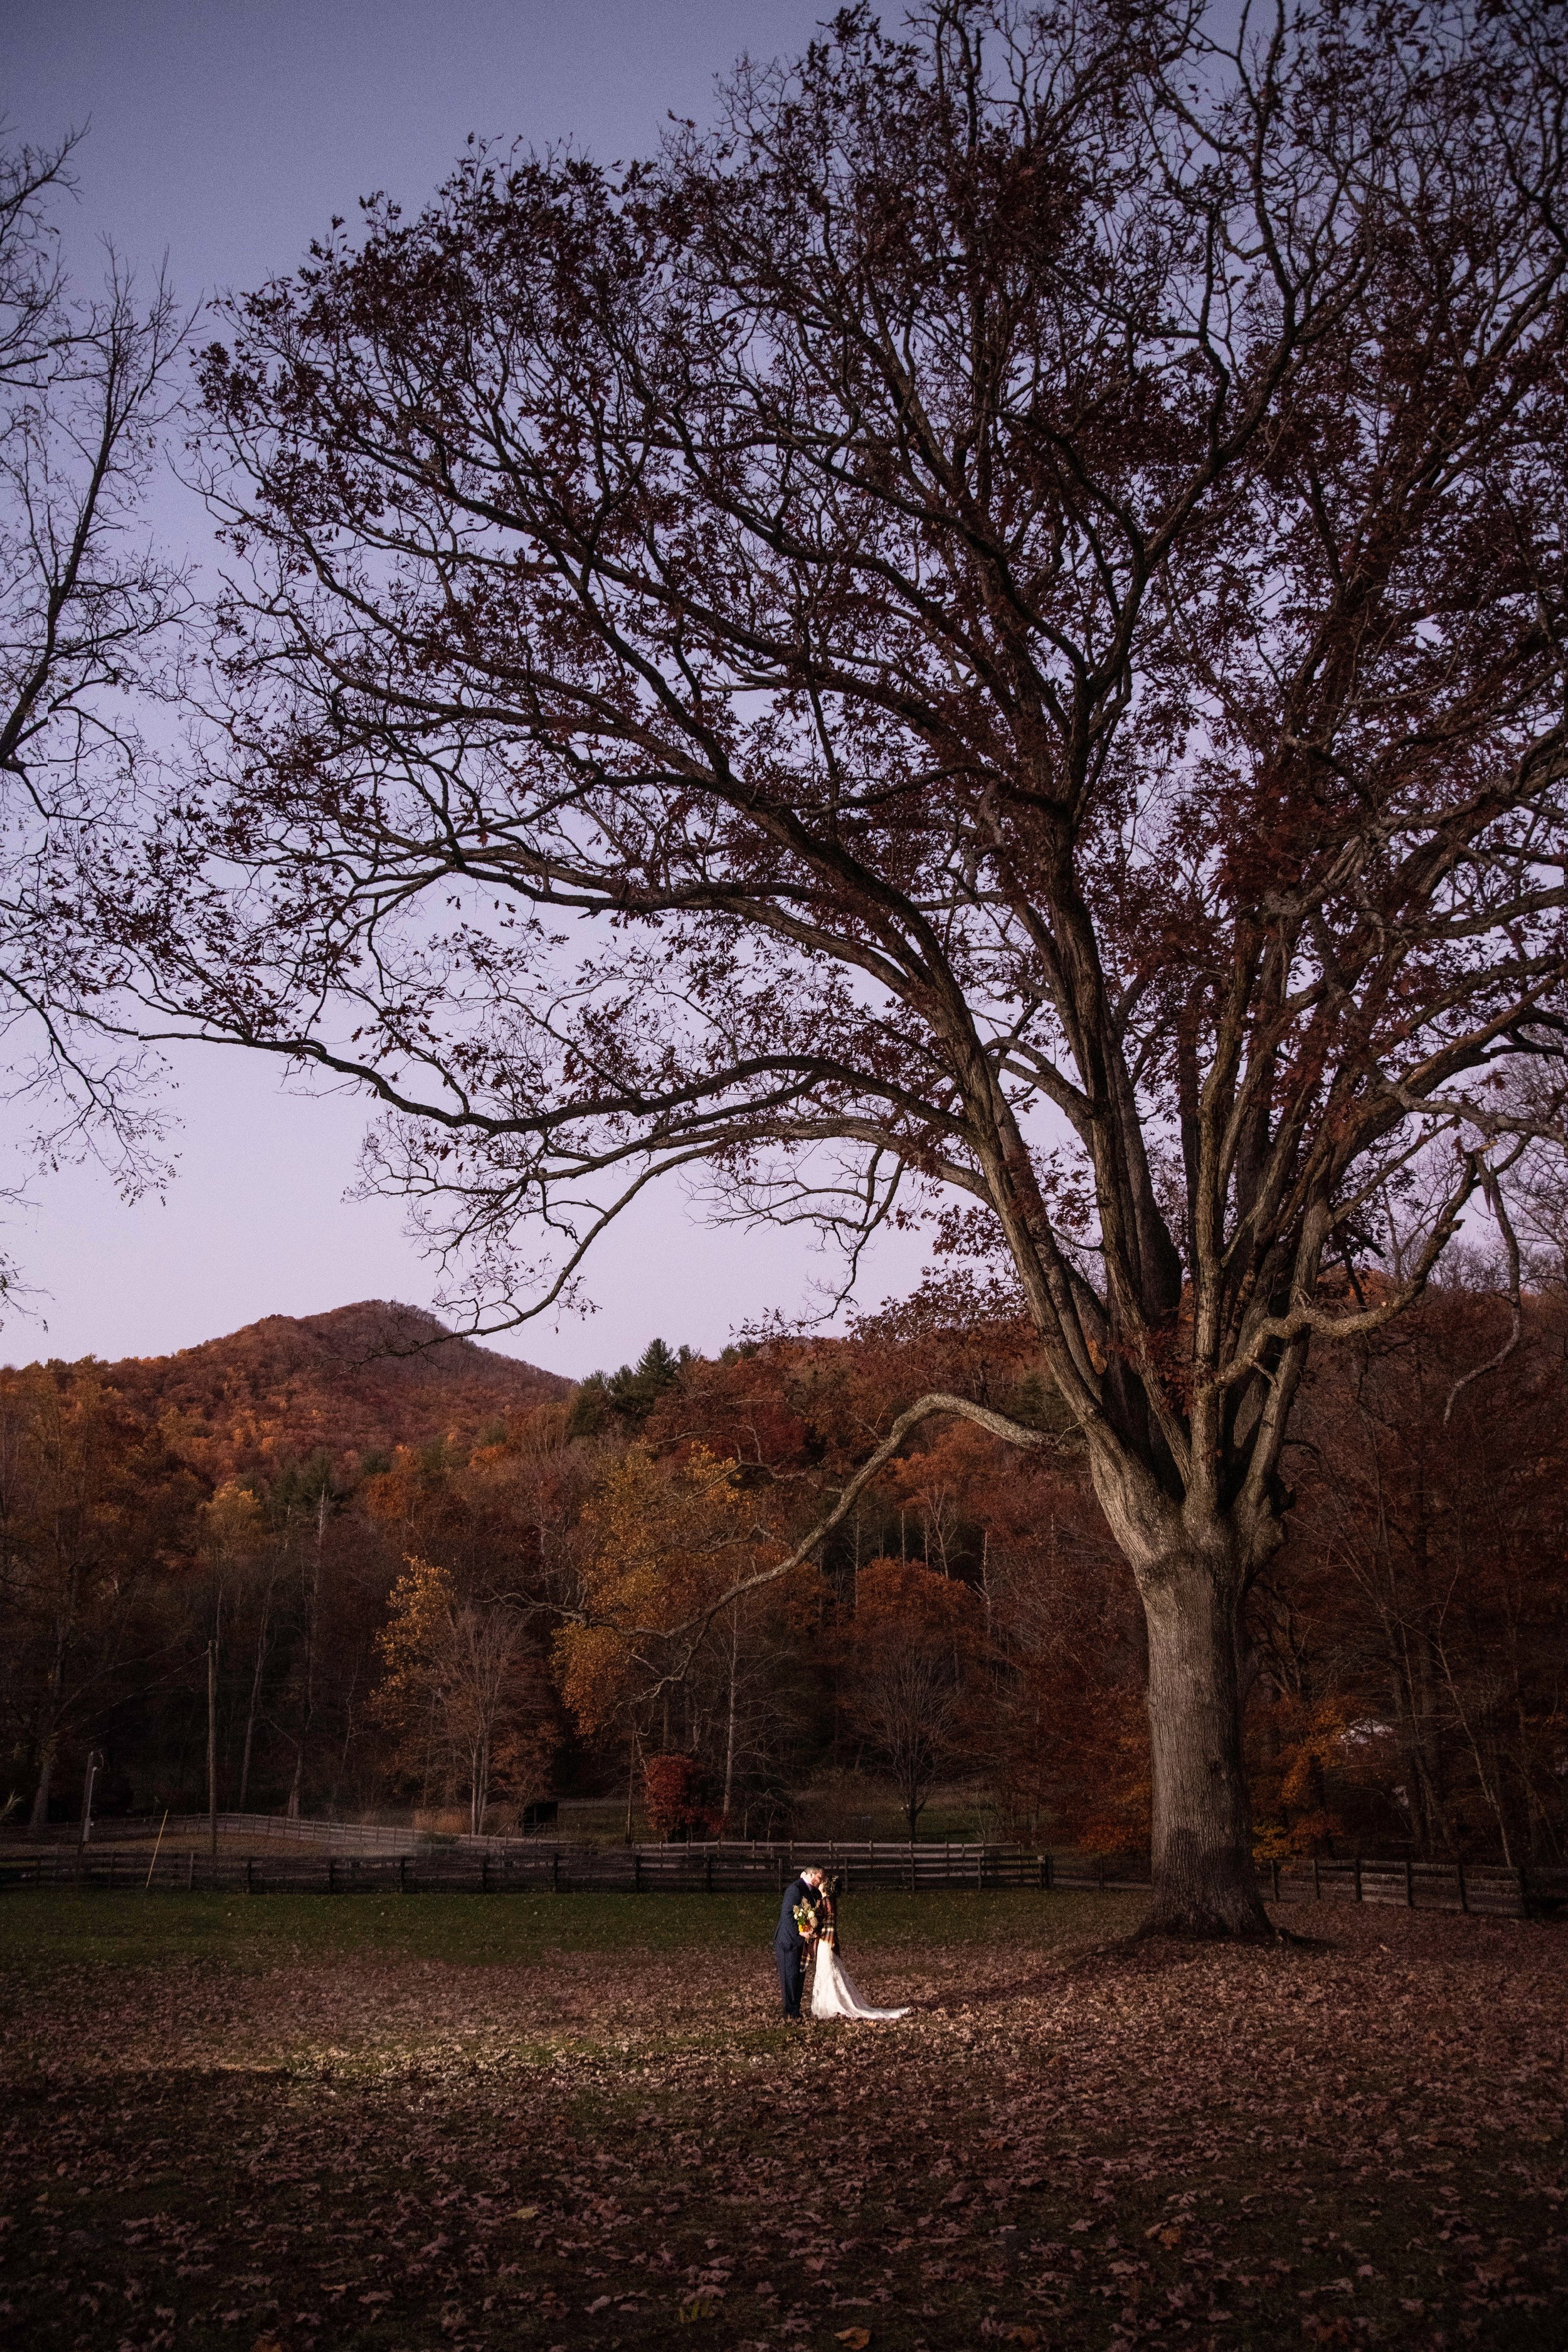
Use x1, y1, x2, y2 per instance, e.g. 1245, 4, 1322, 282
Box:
793, 1897, 821, 1937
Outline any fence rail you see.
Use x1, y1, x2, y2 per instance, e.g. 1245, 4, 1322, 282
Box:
5, 1811, 484, 1853
1042, 1851, 1567, 1917
1, 1831, 1562, 1915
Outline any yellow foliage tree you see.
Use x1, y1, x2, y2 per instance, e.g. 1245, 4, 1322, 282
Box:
555, 1444, 758, 1737
200, 1480, 265, 1569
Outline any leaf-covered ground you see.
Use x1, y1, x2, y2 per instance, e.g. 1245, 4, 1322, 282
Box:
1, 1890, 1564, 2351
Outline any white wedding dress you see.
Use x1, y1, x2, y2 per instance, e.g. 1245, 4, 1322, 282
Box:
810, 1936, 909, 2021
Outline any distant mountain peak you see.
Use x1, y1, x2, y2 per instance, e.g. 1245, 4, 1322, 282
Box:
18, 1300, 569, 1476
243, 1298, 529, 1375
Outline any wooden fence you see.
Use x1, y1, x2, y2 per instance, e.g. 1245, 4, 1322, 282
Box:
0, 1839, 1037, 1897
9, 1811, 469, 1853
1045, 1850, 1567, 1917
1, 1833, 1562, 1915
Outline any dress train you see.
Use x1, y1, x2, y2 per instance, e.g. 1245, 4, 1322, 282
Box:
809, 1936, 909, 2021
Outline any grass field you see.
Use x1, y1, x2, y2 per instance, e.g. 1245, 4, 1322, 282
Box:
1, 1888, 1564, 2351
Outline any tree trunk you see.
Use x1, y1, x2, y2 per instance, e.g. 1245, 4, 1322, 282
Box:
238, 1580, 272, 1809
1138, 1551, 1271, 1939
721, 1607, 738, 1826
30, 1735, 55, 1831
31, 1649, 65, 1830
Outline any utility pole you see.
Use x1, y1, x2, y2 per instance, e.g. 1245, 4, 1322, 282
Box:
207, 1639, 218, 1860
78, 1750, 100, 1850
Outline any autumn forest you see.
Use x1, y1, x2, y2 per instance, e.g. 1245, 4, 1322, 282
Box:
5, 1271, 1562, 1868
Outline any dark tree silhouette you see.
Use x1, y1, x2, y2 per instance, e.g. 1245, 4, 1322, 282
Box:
840, 1558, 983, 1838
128, 3, 1568, 1932
0, 132, 186, 1269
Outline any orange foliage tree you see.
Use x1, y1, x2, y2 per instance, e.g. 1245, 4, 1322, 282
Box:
641, 1752, 718, 1842
556, 1446, 755, 1728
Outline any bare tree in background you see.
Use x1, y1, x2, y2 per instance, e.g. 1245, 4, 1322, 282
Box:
840, 1559, 984, 1838
0, 129, 186, 1298
373, 1554, 551, 1833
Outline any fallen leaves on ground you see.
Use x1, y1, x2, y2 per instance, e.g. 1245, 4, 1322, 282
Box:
1, 1899, 1564, 2349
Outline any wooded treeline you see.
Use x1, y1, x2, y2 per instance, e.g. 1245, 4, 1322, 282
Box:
3, 1273, 1562, 1863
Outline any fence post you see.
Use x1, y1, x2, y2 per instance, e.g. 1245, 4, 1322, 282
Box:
1456, 1857, 1467, 1914
398, 1855, 407, 1895
551, 1850, 561, 1895
1517, 1862, 1530, 1918
1405, 1857, 1414, 1908
245, 1858, 254, 1896
1353, 1855, 1362, 1904
481, 1854, 489, 1894
705, 1853, 713, 1894
634, 1853, 642, 1894
328, 1857, 336, 1895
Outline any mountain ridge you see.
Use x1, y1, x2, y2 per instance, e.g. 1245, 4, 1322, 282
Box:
8, 1299, 569, 1475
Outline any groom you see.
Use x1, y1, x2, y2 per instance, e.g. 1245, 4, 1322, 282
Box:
772, 1865, 824, 2023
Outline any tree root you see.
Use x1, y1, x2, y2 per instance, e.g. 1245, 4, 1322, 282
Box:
1132, 1910, 1327, 1951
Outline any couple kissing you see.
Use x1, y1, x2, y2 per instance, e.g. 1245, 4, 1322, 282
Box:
772, 1865, 910, 2024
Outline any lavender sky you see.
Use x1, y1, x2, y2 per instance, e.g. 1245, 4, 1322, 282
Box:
4, 0, 928, 1375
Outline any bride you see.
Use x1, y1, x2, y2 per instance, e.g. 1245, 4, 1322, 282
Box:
808, 1877, 909, 2022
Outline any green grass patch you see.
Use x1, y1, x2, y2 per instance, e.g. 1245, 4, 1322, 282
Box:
0, 1883, 1136, 1970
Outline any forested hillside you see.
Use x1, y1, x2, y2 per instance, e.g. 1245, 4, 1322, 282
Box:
88, 1300, 568, 1475
2, 1279, 1563, 1862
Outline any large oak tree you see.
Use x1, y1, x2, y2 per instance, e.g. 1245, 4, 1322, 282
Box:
130, 1, 1568, 1931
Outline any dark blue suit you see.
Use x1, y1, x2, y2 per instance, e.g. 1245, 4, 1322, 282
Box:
773, 1875, 815, 2018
